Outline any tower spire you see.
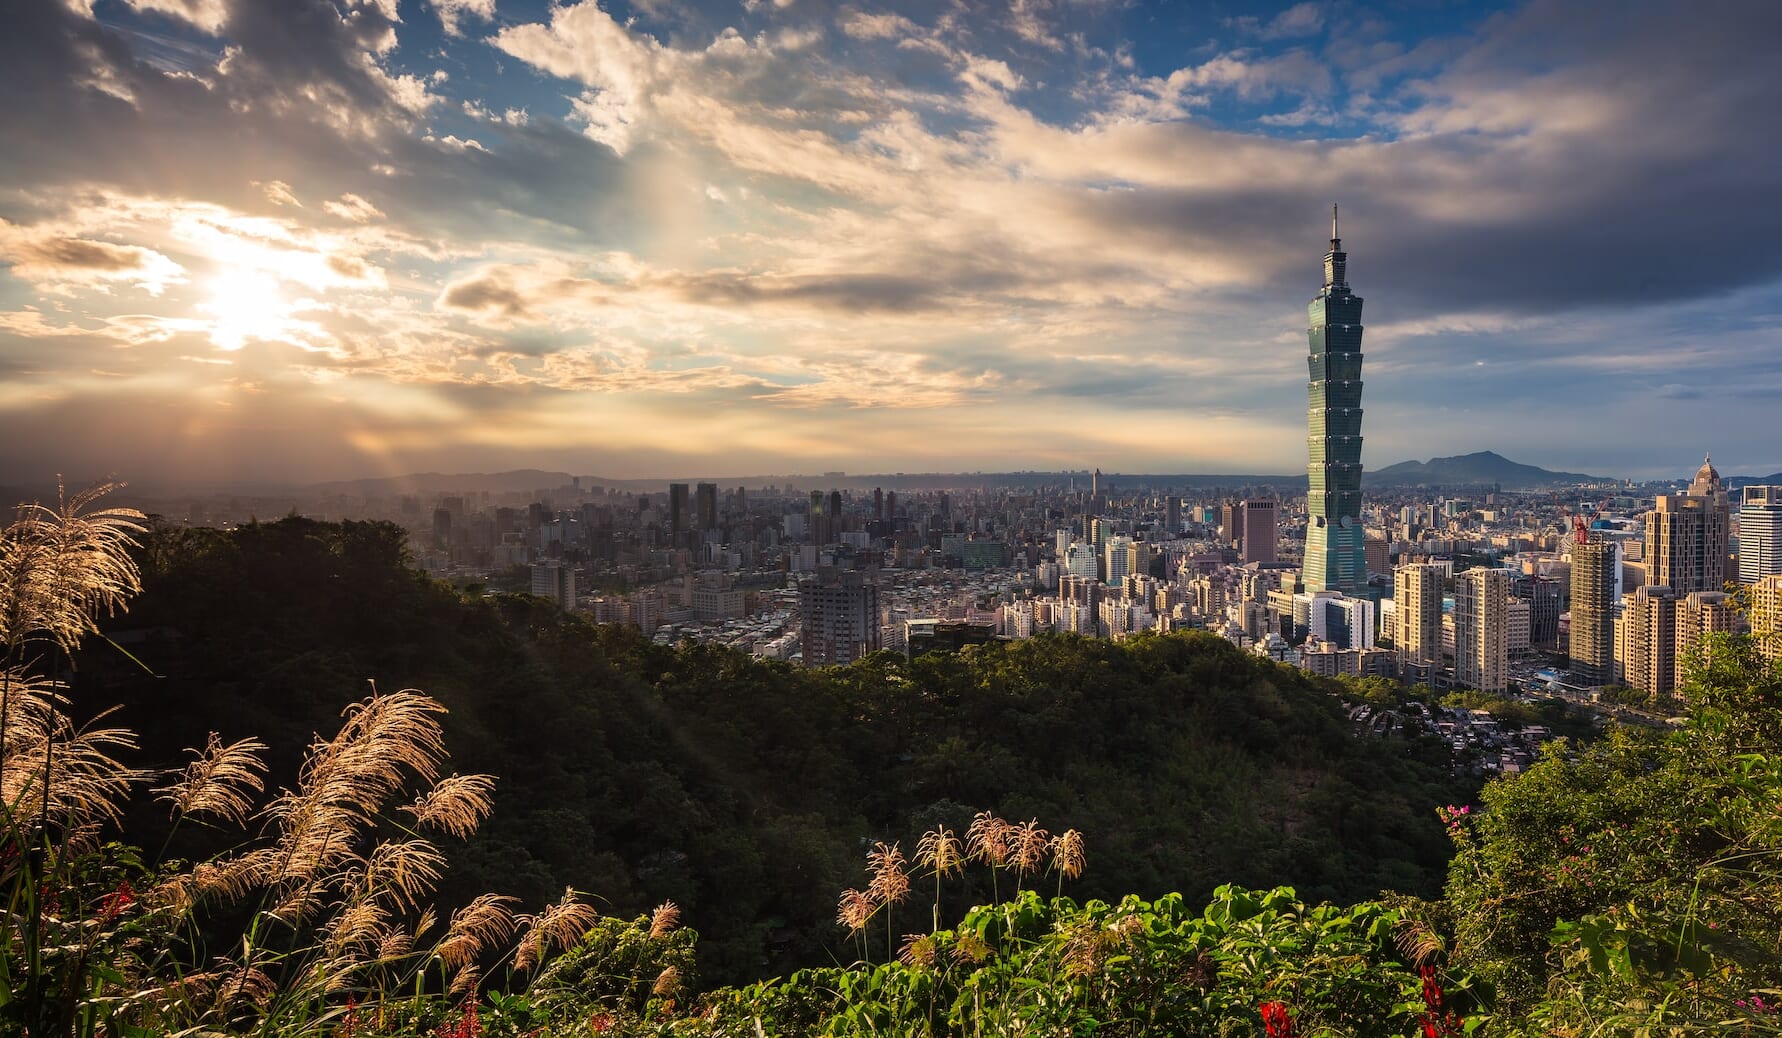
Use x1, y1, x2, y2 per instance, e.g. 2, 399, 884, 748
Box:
1332, 202, 1339, 243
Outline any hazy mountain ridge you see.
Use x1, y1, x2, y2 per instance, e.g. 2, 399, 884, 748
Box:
1364, 450, 1613, 489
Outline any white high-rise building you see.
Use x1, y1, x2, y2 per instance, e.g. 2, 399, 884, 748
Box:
1740, 486, 1782, 584
1455, 568, 1509, 692
1062, 542, 1099, 581
1104, 535, 1138, 585
530, 560, 576, 609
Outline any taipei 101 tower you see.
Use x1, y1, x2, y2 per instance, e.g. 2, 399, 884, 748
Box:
1301, 205, 1367, 595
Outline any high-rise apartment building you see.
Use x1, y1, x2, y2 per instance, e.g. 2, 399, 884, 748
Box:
1511, 574, 1563, 648
1455, 567, 1509, 692
695, 482, 718, 532
1676, 590, 1737, 687
530, 560, 576, 610
1220, 504, 1242, 551
1104, 535, 1138, 584
1393, 563, 1445, 670
1618, 585, 1678, 699
1302, 206, 1367, 595
798, 570, 881, 667
1752, 574, 1782, 663
1570, 535, 1619, 686
1740, 486, 1782, 584
1646, 456, 1730, 593
1241, 500, 1279, 565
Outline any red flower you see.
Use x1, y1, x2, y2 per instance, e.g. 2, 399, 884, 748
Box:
99, 879, 136, 924
1418, 966, 1465, 1037
1260, 1000, 1298, 1038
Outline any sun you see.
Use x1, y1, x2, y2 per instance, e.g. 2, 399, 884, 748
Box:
199, 269, 289, 351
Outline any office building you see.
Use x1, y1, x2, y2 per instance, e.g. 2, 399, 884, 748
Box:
1302, 206, 1368, 595
1740, 486, 1782, 584
1455, 567, 1509, 692
1394, 563, 1445, 669
1241, 500, 1279, 565
1364, 536, 1389, 578
668, 483, 690, 536
1645, 456, 1730, 593
798, 570, 881, 667
695, 482, 719, 532
1570, 534, 1619, 686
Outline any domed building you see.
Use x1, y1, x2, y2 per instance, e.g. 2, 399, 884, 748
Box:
1647, 452, 1732, 594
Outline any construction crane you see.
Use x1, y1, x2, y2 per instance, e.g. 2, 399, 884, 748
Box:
1571, 514, 1590, 547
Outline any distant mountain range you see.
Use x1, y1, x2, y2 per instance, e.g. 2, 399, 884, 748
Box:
28, 453, 1782, 504
1363, 451, 1614, 489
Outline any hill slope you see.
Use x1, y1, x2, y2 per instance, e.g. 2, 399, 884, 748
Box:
80, 518, 1468, 985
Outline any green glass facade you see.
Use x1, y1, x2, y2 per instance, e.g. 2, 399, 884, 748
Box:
1301, 219, 1367, 595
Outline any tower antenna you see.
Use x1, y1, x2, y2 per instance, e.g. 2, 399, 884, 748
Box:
1331, 202, 1339, 241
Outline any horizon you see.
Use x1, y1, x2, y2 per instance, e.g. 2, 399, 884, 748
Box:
4, 0, 1782, 485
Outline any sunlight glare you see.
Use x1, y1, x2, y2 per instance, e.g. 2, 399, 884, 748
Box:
199, 269, 287, 351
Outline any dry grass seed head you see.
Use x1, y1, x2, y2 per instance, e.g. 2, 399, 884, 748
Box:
1394, 917, 1445, 966
379, 928, 414, 961
323, 900, 389, 958
952, 930, 992, 965
866, 841, 910, 906
0, 482, 144, 652
916, 827, 964, 878
515, 887, 599, 970
355, 838, 447, 913
1050, 828, 1087, 880
898, 933, 938, 971
156, 733, 269, 826
439, 894, 520, 969
1, 682, 144, 827
1011, 820, 1050, 876
449, 964, 481, 999
653, 965, 682, 996
967, 812, 1012, 867
836, 888, 875, 932
650, 900, 681, 938
401, 772, 496, 840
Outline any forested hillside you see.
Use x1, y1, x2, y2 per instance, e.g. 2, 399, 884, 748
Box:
81, 517, 1466, 984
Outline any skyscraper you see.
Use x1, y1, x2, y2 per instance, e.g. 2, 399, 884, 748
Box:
1739, 486, 1782, 583
1645, 455, 1731, 593
668, 483, 690, 536
1240, 500, 1279, 565
695, 482, 719, 532
1570, 535, 1618, 686
1301, 205, 1367, 595
1455, 568, 1510, 692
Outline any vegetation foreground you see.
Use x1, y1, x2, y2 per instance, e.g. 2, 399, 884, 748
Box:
3, 489, 1781, 1036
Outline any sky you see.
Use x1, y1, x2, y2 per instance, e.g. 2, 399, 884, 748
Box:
2, 0, 1779, 488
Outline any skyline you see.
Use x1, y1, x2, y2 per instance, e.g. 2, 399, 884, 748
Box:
4, 0, 1781, 487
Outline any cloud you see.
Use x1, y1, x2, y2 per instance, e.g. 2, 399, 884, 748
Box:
427, 0, 496, 37
322, 193, 385, 223
1227, 3, 1324, 41
0, 220, 186, 295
